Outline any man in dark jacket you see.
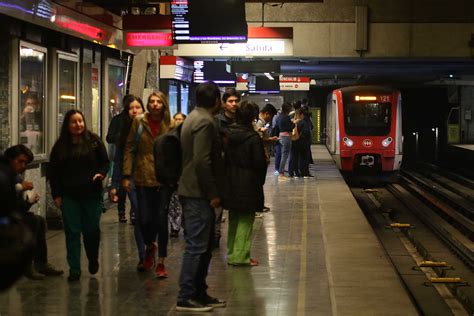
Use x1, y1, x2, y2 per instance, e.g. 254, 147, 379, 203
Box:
0, 145, 63, 280
176, 82, 226, 312
213, 88, 240, 247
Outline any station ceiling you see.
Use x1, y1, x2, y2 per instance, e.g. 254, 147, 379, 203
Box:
278, 58, 474, 85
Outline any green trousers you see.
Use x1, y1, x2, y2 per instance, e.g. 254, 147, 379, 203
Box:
227, 210, 255, 264
61, 196, 102, 275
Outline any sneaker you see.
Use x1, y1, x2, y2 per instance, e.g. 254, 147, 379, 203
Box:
255, 212, 264, 218
197, 294, 226, 308
143, 243, 157, 270
25, 263, 45, 280
155, 263, 168, 278
67, 273, 80, 282
36, 263, 64, 276
170, 229, 179, 238
176, 299, 214, 312
262, 206, 270, 212
88, 259, 99, 275
273, 170, 280, 175
136, 260, 146, 272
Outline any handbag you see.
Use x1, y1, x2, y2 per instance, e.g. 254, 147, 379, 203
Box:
291, 125, 300, 141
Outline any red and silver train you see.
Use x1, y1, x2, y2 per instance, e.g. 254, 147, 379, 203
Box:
325, 86, 403, 173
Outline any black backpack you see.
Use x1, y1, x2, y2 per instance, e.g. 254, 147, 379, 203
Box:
153, 124, 183, 186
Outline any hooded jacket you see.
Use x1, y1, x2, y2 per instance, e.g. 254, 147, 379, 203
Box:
222, 123, 267, 213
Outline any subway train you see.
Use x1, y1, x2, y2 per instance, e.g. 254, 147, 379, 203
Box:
325, 86, 403, 173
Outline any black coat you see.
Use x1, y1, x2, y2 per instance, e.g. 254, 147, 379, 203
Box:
222, 124, 267, 213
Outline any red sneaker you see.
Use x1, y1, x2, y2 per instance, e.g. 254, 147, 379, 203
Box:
249, 258, 259, 266
143, 243, 157, 270
156, 263, 168, 278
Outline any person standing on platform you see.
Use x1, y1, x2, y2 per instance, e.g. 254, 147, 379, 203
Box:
122, 91, 173, 279
224, 101, 267, 266
255, 103, 278, 214
213, 88, 240, 248
168, 112, 187, 238
49, 110, 109, 282
108, 94, 146, 271
176, 82, 226, 312
276, 102, 295, 179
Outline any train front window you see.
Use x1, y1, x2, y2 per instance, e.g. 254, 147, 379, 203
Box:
344, 102, 391, 136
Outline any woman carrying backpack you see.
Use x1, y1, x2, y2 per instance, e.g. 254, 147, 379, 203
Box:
109, 94, 146, 271
122, 91, 173, 278
223, 101, 267, 266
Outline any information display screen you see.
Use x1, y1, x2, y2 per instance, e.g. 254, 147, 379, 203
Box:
171, 0, 247, 44
193, 60, 236, 84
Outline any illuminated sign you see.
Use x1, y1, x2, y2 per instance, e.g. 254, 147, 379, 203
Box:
54, 15, 106, 40
125, 32, 173, 47
355, 95, 391, 102
173, 38, 292, 57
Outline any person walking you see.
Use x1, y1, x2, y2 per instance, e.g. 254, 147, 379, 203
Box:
49, 110, 109, 282
109, 94, 147, 271
176, 82, 226, 312
223, 101, 267, 266
122, 91, 173, 278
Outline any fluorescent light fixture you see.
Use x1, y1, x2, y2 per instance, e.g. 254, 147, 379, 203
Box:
60, 95, 76, 100
264, 72, 274, 80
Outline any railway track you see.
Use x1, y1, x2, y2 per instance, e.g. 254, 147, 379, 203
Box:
348, 167, 474, 315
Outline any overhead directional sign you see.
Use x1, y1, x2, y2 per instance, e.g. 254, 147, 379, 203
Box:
173, 38, 292, 57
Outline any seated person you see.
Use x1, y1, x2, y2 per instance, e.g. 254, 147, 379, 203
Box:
0, 145, 63, 280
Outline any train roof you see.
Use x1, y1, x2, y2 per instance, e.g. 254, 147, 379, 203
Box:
337, 85, 399, 94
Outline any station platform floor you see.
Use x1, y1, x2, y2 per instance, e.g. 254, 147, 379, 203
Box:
0, 145, 418, 316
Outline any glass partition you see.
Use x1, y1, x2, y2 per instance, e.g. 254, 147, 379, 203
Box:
58, 56, 78, 133
19, 44, 46, 157
108, 64, 124, 128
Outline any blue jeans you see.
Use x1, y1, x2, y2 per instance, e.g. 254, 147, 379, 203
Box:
136, 185, 173, 258
177, 197, 215, 301
274, 141, 282, 172
279, 136, 292, 174
127, 183, 145, 260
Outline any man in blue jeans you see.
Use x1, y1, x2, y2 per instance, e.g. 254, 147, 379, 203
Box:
176, 82, 226, 312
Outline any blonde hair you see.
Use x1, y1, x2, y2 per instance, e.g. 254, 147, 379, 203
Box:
147, 91, 171, 128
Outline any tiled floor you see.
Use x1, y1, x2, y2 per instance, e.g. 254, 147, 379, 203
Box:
0, 146, 417, 315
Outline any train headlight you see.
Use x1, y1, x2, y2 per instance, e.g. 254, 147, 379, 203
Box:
343, 137, 353, 147
382, 137, 393, 147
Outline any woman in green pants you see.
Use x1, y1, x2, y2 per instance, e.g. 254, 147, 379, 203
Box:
49, 110, 109, 281
223, 101, 267, 266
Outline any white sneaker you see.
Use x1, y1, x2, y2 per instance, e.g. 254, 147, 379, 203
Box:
274, 170, 280, 175
255, 212, 264, 218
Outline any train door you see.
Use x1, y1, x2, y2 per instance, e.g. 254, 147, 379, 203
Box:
326, 94, 337, 154
447, 107, 460, 144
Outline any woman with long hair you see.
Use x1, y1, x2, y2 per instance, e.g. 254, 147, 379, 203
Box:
109, 94, 147, 270
122, 91, 173, 278
49, 110, 109, 282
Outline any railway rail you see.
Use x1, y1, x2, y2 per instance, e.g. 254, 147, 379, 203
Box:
348, 167, 474, 315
